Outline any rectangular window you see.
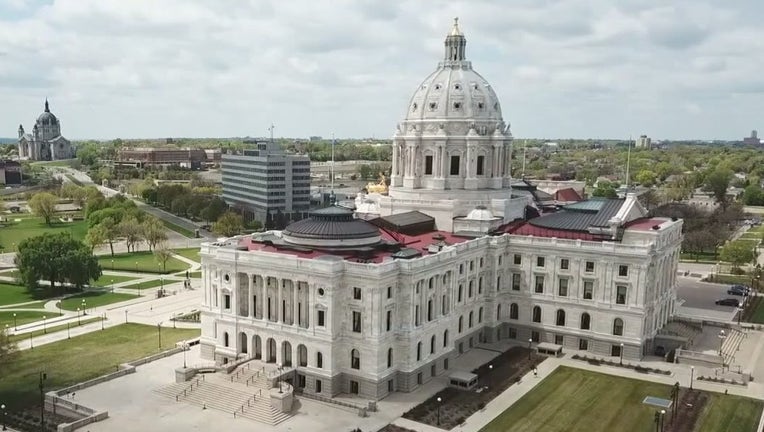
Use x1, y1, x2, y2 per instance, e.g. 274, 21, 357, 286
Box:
618, 265, 629, 277
450, 155, 460, 175
514, 254, 522, 265
554, 334, 564, 345
508, 327, 517, 339
535, 275, 545, 293
387, 286, 392, 299
415, 305, 420, 326
386, 310, 392, 331
585, 261, 595, 273
476, 155, 485, 175
425, 155, 434, 175
531, 330, 540, 343
388, 380, 394, 392
316, 379, 322, 393
583, 281, 594, 300
616, 285, 628, 304
353, 287, 361, 300
536, 257, 545, 267
512, 273, 521, 291
560, 259, 569, 270
558, 278, 568, 297
223, 294, 231, 310
579, 339, 588, 351
352, 311, 362, 332
317, 310, 325, 327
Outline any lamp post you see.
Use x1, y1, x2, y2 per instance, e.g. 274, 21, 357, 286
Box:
42, 315, 46, 334
183, 341, 188, 368
718, 330, 727, 356
81, 299, 87, 315
1, 402, 6, 431
66, 321, 70, 339
111, 279, 114, 293
76, 307, 81, 325
111, 259, 114, 270
157, 322, 162, 350
619, 343, 624, 366
12, 313, 16, 331
125, 310, 128, 324
660, 409, 666, 432
436, 397, 442, 425
528, 338, 533, 360
690, 366, 695, 390
135, 261, 138, 272
738, 306, 743, 326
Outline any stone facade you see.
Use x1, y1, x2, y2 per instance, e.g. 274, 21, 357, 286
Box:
18, 99, 74, 161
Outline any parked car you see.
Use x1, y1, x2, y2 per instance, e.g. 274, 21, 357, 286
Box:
728, 285, 749, 296
715, 298, 740, 307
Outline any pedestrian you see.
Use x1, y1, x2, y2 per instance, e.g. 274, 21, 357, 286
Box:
533, 368, 538, 378
724, 389, 728, 395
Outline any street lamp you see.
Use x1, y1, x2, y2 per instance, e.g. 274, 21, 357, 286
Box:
528, 338, 533, 360
690, 366, 694, 390
619, 343, 624, 366
81, 299, 87, 315
660, 409, 666, 432
718, 330, 727, 356
12, 313, 16, 331
111, 279, 114, 293
125, 310, 128, 324
76, 308, 81, 325
183, 341, 188, 368
135, 261, 138, 272
42, 315, 46, 334
737, 306, 743, 326
1, 402, 6, 431
111, 259, 114, 270
436, 397, 442, 425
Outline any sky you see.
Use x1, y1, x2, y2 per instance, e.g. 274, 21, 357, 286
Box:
0, 0, 762, 141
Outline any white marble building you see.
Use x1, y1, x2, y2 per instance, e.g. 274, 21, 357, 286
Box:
199, 21, 683, 400
18, 99, 74, 161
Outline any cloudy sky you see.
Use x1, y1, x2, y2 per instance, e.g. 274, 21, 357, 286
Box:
0, 0, 762, 140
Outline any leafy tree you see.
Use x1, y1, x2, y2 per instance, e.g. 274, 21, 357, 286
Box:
142, 216, 167, 251
118, 216, 144, 253
742, 184, 764, 206
704, 167, 733, 208
85, 224, 108, 252
171, 195, 194, 216
201, 197, 228, 223
29, 192, 58, 225
97, 217, 119, 256
212, 211, 244, 237
154, 243, 173, 272
0, 328, 17, 378
719, 241, 755, 270
592, 181, 618, 198
15, 232, 101, 294
634, 169, 657, 187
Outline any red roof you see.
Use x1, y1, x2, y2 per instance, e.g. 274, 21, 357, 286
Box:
554, 188, 582, 202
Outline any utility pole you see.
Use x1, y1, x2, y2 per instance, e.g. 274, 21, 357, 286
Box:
625, 135, 632, 191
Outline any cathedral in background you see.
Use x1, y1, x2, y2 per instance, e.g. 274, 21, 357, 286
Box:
18, 99, 74, 161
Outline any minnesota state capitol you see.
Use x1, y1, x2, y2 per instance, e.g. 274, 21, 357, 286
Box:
199, 20, 682, 400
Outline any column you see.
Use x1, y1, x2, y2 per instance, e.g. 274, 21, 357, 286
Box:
441, 147, 448, 177
392, 143, 399, 176
293, 281, 299, 326
248, 275, 254, 319
277, 279, 282, 323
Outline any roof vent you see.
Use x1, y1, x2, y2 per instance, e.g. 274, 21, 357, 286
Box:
651, 225, 661, 230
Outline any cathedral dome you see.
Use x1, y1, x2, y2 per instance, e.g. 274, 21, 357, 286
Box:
282, 206, 381, 248
404, 19, 503, 127
36, 99, 58, 126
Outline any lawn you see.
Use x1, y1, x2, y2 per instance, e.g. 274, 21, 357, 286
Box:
0, 217, 88, 251
0, 311, 60, 329
705, 274, 753, 285
188, 271, 201, 278
120, 278, 167, 290
92, 274, 138, 287
743, 296, 764, 324
0, 269, 21, 279
9, 316, 102, 343
173, 247, 201, 262
0, 323, 200, 409
479, 367, 762, 432
57, 291, 138, 311
0, 282, 38, 306
97, 251, 189, 274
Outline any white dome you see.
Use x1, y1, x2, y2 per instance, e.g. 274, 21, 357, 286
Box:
465, 206, 500, 221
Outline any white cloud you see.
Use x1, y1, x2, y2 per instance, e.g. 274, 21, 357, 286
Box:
0, 0, 761, 140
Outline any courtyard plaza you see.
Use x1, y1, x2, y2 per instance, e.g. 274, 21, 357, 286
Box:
63, 331, 764, 432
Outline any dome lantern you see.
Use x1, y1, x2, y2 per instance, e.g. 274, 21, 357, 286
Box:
444, 17, 466, 62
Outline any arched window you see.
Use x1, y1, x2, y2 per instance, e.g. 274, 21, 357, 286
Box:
532, 306, 541, 323
416, 342, 422, 361
441, 294, 447, 315
458, 285, 463, 302
556, 309, 566, 326
350, 349, 360, 370
443, 329, 449, 347
478, 277, 483, 294
430, 335, 436, 354
428, 299, 433, 321
458, 316, 464, 333
223, 332, 229, 347
428, 277, 434, 289
580, 313, 591, 330
478, 307, 484, 323
469, 311, 474, 328
613, 318, 624, 336
496, 304, 502, 320
510, 303, 519, 320
387, 348, 393, 368
316, 351, 323, 368
468, 281, 474, 297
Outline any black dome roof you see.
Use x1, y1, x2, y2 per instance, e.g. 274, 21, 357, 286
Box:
282, 206, 380, 244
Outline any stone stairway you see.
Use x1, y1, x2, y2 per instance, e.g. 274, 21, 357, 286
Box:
660, 321, 702, 346
154, 369, 292, 425
721, 328, 745, 366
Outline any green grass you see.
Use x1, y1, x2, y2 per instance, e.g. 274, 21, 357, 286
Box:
0, 217, 88, 252
0, 269, 21, 279
30, 159, 77, 167
0, 300, 47, 310
161, 220, 196, 238
746, 297, 764, 324
173, 247, 201, 262
9, 316, 102, 343
0, 311, 60, 329
0, 282, 38, 306
120, 278, 167, 290
188, 271, 201, 278
705, 274, 753, 285
57, 291, 138, 311
92, 274, 138, 287
97, 251, 189, 274
0, 323, 200, 409
479, 367, 762, 432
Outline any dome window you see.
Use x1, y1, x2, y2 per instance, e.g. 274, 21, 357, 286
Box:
453, 102, 462, 110
318, 288, 325, 296
434, 84, 442, 90
477, 102, 484, 110
412, 103, 418, 112
473, 83, 479, 90
429, 102, 438, 111
454, 84, 461, 90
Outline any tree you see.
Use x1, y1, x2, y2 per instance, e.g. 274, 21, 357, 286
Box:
200, 197, 228, 223
0, 328, 17, 378
634, 169, 657, 187
142, 216, 167, 251
29, 192, 58, 225
98, 217, 119, 256
118, 216, 144, 253
719, 241, 755, 271
592, 181, 618, 198
15, 232, 101, 294
704, 167, 733, 208
212, 212, 244, 237
742, 184, 764, 206
85, 224, 108, 252
154, 243, 173, 272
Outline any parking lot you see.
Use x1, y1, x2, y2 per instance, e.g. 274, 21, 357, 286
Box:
676, 277, 749, 313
